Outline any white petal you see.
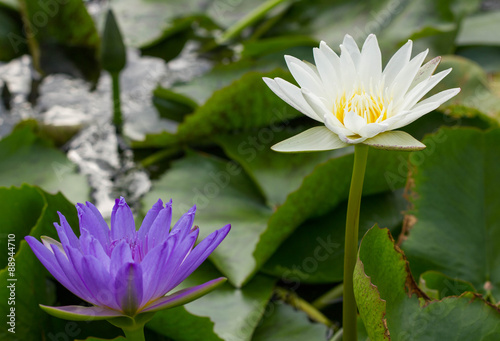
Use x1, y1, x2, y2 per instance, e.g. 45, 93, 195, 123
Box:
413, 88, 461, 109
383, 40, 412, 87
266, 77, 323, 122
358, 122, 389, 138
390, 88, 460, 129
313, 47, 340, 100
390, 49, 428, 101
319, 41, 341, 76
339, 44, 357, 89
359, 34, 382, 85
285, 55, 325, 96
271, 126, 348, 152
301, 88, 332, 122
408, 56, 441, 92
342, 34, 361, 68
324, 113, 352, 135
343, 111, 366, 135
400, 68, 452, 111
363, 131, 426, 150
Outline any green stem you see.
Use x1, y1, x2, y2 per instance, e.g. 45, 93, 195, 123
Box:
312, 283, 344, 310
343, 144, 369, 341
111, 71, 123, 136
274, 287, 334, 327
217, 0, 289, 44
122, 325, 146, 341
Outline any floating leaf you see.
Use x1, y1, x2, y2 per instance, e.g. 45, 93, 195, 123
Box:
355, 226, 500, 341
457, 11, 500, 46
0, 185, 79, 340
0, 126, 89, 203
401, 127, 500, 299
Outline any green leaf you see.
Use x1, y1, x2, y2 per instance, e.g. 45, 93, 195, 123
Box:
0, 126, 89, 203
18, 0, 99, 81
251, 302, 329, 341
401, 127, 500, 300
262, 190, 406, 283
355, 226, 500, 341
457, 11, 500, 46
0, 185, 79, 341
146, 262, 275, 341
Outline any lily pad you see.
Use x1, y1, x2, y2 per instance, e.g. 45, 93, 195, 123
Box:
0, 126, 89, 203
0, 185, 79, 341
401, 127, 500, 300
457, 11, 500, 46
355, 226, 500, 341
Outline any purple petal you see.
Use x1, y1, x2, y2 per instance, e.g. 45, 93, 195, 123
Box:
145, 201, 173, 250
40, 304, 122, 321
137, 198, 164, 240
81, 255, 119, 310
170, 205, 196, 241
114, 263, 143, 315
141, 277, 227, 313
110, 197, 136, 242
79, 229, 110, 270
153, 231, 199, 296
51, 245, 95, 304
171, 224, 231, 290
140, 238, 174, 305
76, 203, 110, 249
110, 240, 133, 279
25, 236, 72, 291
54, 212, 80, 249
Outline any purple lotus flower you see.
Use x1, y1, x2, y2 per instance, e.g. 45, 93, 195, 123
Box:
25, 197, 230, 323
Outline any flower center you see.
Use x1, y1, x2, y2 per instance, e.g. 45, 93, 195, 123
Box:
333, 89, 390, 125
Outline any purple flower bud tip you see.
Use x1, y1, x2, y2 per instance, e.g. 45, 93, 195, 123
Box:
25, 197, 230, 320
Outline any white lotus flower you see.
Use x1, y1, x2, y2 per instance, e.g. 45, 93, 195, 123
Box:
264, 34, 460, 152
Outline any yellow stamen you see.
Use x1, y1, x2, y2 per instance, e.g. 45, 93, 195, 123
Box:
333, 88, 390, 125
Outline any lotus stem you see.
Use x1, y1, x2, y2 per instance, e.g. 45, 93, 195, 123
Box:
343, 144, 369, 341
